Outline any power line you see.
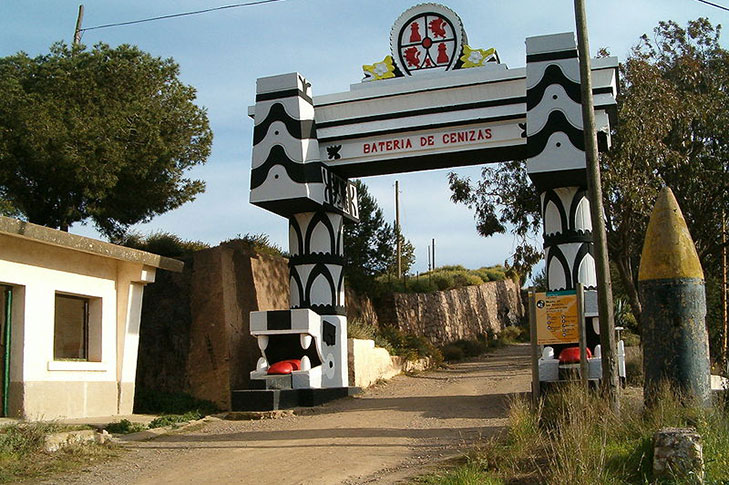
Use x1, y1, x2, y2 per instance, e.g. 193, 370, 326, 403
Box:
80, 0, 289, 33
695, 0, 729, 12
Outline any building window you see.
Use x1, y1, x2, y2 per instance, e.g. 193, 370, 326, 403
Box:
53, 294, 101, 361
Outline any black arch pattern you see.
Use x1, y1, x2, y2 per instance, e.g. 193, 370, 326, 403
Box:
541, 189, 568, 235
252, 102, 317, 146
571, 242, 596, 290
546, 245, 572, 291
526, 110, 585, 158
526, 64, 581, 110
250, 145, 323, 190
289, 210, 346, 316
567, 188, 590, 233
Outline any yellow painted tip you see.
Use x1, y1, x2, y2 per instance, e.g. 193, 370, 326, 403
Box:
638, 187, 704, 281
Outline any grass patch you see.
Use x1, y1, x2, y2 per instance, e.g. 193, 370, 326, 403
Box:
148, 411, 203, 429
414, 462, 503, 484
0, 422, 116, 483
103, 419, 147, 435
453, 384, 729, 484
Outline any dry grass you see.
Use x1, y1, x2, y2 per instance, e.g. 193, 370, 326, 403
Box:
420, 383, 729, 485
0, 422, 117, 483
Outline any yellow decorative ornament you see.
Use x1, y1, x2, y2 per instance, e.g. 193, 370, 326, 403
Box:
460, 45, 498, 68
363, 56, 397, 81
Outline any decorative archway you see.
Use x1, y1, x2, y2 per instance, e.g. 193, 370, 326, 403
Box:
243, 3, 617, 399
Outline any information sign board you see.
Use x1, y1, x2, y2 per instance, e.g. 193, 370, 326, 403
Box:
535, 290, 579, 345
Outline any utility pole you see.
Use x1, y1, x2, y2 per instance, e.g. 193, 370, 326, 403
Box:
395, 180, 402, 279
722, 210, 727, 370
73, 5, 84, 47
574, 0, 619, 410
427, 245, 431, 272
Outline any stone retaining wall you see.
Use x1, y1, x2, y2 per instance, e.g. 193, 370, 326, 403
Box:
378, 279, 524, 345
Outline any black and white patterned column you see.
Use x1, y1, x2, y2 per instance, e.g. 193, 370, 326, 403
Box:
525, 33, 598, 294
288, 211, 347, 387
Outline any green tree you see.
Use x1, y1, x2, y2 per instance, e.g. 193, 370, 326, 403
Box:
0, 42, 212, 238
448, 160, 542, 280
345, 180, 415, 292
449, 19, 729, 350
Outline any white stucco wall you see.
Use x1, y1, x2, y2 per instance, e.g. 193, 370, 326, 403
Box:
0, 233, 156, 419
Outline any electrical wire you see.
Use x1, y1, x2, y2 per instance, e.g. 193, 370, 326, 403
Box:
80, 0, 289, 32
695, 0, 729, 12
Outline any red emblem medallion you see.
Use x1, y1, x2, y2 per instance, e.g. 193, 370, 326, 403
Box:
391, 4, 465, 76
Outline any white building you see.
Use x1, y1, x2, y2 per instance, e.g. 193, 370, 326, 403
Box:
0, 216, 182, 419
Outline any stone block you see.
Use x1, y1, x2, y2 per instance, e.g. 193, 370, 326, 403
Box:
653, 427, 704, 484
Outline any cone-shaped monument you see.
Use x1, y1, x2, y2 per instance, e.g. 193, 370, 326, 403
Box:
638, 187, 710, 405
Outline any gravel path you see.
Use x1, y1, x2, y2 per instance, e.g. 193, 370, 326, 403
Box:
35, 344, 530, 485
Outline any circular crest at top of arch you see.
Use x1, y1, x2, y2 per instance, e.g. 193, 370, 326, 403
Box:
390, 3, 467, 76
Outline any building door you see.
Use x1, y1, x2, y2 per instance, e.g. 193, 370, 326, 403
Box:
0, 286, 11, 417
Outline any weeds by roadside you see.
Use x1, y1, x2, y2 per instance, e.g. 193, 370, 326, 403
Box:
441, 326, 526, 362
416, 383, 729, 484
0, 422, 115, 483
347, 319, 444, 365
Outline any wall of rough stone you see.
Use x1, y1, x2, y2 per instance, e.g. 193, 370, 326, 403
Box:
378, 279, 524, 345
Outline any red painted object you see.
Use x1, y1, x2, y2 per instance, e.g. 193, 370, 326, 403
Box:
267, 359, 302, 375
558, 346, 592, 364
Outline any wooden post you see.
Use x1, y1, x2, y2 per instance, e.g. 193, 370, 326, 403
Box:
73, 5, 84, 47
722, 210, 727, 370
395, 180, 401, 279
573, 0, 619, 411
529, 288, 541, 405
577, 283, 588, 389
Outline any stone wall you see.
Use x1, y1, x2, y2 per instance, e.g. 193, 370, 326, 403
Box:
378, 279, 524, 345
135, 241, 289, 410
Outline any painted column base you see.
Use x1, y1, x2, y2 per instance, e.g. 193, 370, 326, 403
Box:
231, 387, 361, 411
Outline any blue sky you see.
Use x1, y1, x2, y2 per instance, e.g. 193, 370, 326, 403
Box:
1, 0, 724, 274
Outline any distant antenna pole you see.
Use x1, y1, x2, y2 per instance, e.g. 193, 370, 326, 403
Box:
432, 238, 436, 270
73, 4, 84, 47
395, 180, 402, 279
427, 245, 431, 272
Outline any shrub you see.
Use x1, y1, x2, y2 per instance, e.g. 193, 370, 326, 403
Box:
148, 411, 202, 429
431, 272, 456, 291
376, 325, 442, 365
408, 277, 438, 293
224, 233, 286, 258
119, 231, 209, 258
499, 326, 524, 344
347, 318, 377, 340
104, 419, 146, 435
441, 344, 465, 361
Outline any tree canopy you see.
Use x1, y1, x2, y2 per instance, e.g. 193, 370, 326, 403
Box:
345, 180, 415, 293
449, 19, 729, 351
0, 42, 212, 238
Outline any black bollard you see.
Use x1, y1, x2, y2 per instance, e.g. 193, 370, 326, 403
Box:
638, 187, 711, 406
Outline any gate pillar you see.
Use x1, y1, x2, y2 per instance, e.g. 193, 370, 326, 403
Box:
526, 33, 599, 294
248, 73, 356, 391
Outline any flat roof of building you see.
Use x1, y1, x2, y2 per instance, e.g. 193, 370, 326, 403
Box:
0, 216, 183, 272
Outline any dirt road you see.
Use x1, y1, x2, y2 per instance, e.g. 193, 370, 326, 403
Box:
43, 344, 530, 485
